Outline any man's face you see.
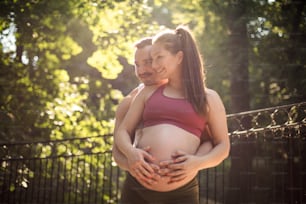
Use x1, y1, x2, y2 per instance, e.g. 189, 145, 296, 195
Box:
134, 45, 159, 86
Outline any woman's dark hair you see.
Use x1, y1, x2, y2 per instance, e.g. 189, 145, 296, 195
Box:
153, 25, 207, 115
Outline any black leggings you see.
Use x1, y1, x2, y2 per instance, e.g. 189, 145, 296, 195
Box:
120, 173, 199, 204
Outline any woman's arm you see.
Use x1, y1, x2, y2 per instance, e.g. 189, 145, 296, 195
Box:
115, 88, 144, 156
114, 87, 156, 177
112, 87, 139, 170
196, 89, 230, 168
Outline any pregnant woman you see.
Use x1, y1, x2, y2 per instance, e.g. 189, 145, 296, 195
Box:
115, 26, 230, 203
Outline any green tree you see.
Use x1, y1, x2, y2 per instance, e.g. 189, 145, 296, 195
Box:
0, 0, 158, 143
199, 0, 306, 112
249, 0, 306, 107
0, 0, 159, 202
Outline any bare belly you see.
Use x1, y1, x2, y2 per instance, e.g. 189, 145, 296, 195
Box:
135, 124, 200, 192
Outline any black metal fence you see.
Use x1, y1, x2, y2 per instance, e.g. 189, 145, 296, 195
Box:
1, 102, 306, 204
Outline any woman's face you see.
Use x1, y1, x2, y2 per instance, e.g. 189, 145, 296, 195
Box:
150, 42, 182, 79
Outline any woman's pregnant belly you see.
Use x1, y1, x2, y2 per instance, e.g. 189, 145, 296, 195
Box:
135, 124, 200, 192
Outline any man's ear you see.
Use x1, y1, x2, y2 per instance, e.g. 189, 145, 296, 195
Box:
176, 51, 183, 65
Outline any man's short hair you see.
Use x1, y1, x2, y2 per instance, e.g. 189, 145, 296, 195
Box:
134, 37, 152, 49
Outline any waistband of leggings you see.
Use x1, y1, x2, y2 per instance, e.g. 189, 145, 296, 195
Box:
126, 172, 198, 192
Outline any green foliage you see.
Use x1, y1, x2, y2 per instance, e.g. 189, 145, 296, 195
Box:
249, 0, 306, 107
0, 1, 162, 201
0, 0, 157, 143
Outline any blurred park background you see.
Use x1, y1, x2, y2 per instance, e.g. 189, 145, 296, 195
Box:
0, 0, 305, 203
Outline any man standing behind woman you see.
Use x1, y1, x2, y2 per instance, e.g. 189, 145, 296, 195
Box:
113, 37, 213, 184
114, 26, 230, 203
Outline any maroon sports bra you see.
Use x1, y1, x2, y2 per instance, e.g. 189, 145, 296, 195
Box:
142, 85, 206, 138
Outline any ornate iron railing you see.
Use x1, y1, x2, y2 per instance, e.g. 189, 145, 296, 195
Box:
218, 102, 306, 204
0, 102, 305, 204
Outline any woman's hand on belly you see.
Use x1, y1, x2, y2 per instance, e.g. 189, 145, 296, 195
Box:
159, 150, 202, 183
129, 146, 161, 185
131, 149, 199, 192
126, 146, 158, 181
134, 124, 201, 191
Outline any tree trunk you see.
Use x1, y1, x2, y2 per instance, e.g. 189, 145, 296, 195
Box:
227, 1, 250, 113
225, 2, 253, 203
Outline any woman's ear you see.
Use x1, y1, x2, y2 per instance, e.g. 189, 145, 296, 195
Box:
176, 51, 183, 65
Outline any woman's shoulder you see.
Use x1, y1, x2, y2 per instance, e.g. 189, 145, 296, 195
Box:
205, 88, 225, 113
136, 83, 165, 101
205, 88, 220, 100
